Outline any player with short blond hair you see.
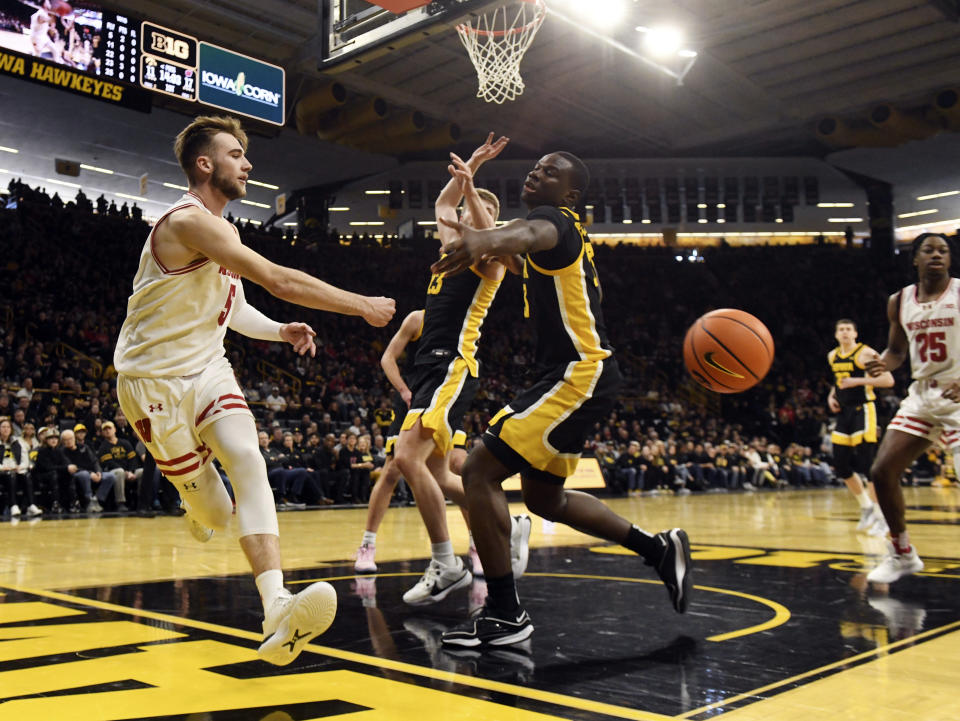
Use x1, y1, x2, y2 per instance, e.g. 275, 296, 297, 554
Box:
114, 114, 395, 665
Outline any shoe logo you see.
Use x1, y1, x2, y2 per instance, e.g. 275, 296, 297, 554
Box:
702, 352, 744, 379
283, 628, 311, 652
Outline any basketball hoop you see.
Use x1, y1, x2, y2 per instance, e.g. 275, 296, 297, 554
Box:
456, 0, 546, 104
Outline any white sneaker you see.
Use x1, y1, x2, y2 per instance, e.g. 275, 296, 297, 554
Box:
856, 505, 877, 531
185, 513, 213, 543
867, 544, 924, 584
25, 504, 43, 518
868, 513, 889, 538
402, 557, 472, 605
510, 514, 532, 579
258, 581, 337, 666
9, 504, 20, 517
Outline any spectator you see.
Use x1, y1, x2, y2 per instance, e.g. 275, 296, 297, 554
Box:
1, 418, 41, 518
616, 440, 645, 496
265, 386, 287, 414
97, 420, 140, 512
32, 428, 73, 514
60, 428, 114, 513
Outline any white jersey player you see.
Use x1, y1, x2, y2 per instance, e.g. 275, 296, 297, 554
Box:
114, 115, 395, 665
865, 232, 959, 584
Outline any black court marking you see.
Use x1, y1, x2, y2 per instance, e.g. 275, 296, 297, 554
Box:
4, 540, 959, 721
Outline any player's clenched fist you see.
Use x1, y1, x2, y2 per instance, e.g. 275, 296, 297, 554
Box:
363, 297, 396, 327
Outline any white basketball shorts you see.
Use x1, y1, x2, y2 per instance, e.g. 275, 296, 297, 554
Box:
888, 378, 960, 449
117, 356, 252, 483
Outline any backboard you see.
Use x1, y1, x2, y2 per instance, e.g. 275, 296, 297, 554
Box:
320, 0, 501, 71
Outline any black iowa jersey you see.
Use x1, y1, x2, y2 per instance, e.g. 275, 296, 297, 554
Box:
828, 343, 876, 406
522, 206, 613, 366
416, 268, 499, 377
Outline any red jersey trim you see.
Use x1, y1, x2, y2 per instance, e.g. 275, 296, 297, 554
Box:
149, 200, 211, 276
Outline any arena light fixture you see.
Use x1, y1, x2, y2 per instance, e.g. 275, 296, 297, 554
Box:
45, 177, 81, 188
0, 145, 18, 153
817, 202, 855, 208
916, 190, 958, 201
898, 217, 960, 232
623, 219, 633, 224
898, 209, 938, 218
549, 8, 697, 84
163, 182, 189, 191
116, 192, 149, 202
828, 217, 863, 222
247, 179, 279, 190
365, 190, 391, 195
329, 206, 351, 211
643, 25, 684, 58
641, 218, 652, 224
283, 222, 298, 226
350, 221, 385, 226
80, 164, 114, 175
241, 199, 271, 208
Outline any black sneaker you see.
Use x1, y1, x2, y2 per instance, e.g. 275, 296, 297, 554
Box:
441, 606, 534, 648
650, 528, 693, 613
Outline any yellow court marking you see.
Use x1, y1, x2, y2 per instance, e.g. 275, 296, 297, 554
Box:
298, 572, 790, 643
676, 618, 960, 719
2, 583, 674, 721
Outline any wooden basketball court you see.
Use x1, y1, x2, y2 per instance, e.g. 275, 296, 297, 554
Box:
1, 486, 957, 720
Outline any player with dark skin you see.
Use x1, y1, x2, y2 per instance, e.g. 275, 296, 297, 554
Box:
865, 233, 958, 582
433, 153, 690, 646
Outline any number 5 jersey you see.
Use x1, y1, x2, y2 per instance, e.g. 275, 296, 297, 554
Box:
114, 192, 240, 378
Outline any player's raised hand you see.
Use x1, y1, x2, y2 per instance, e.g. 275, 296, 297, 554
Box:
469, 132, 509, 168
280, 322, 317, 357
362, 296, 396, 327
448, 153, 474, 194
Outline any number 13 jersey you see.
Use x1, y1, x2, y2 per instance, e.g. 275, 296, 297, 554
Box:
114, 192, 240, 378
899, 277, 960, 380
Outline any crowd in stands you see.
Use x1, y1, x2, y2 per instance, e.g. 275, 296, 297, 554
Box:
0, 177, 954, 519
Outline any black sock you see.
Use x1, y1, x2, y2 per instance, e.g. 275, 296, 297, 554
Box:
623, 524, 660, 561
485, 572, 520, 616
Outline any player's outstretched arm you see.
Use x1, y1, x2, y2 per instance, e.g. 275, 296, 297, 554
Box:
169, 210, 395, 327
380, 309, 423, 406
432, 217, 558, 277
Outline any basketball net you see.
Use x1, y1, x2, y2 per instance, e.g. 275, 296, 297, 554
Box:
456, 0, 546, 104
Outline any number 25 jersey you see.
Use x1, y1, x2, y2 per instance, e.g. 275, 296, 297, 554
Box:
114, 192, 240, 378
899, 277, 960, 381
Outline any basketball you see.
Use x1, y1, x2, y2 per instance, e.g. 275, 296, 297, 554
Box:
48, 0, 73, 16
683, 309, 774, 393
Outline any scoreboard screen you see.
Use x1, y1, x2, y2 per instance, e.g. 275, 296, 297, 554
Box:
139, 22, 197, 100
0, 0, 284, 123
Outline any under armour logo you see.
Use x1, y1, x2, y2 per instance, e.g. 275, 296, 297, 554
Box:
182, 481, 198, 491
148, 403, 164, 413
283, 628, 311, 652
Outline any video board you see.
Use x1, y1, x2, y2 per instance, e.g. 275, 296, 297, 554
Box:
0, 0, 284, 123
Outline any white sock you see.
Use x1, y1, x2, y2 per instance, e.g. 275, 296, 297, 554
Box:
255, 569, 286, 614
855, 491, 873, 510
431, 540, 455, 567
362, 530, 377, 546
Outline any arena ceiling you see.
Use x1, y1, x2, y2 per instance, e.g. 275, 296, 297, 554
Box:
107, 0, 960, 158
4, 0, 960, 225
